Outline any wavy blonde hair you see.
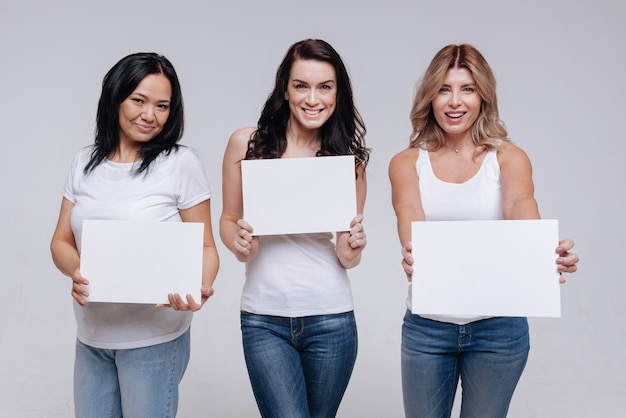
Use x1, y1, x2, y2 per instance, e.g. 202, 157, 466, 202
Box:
409, 44, 509, 151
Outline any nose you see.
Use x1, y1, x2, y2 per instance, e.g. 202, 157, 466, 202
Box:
449, 93, 461, 107
305, 89, 319, 105
141, 106, 156, 121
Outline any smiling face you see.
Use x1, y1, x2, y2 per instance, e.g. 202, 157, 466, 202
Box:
432, 67, 482, 140
284, 59, 337, 134
118, 73, 172, 149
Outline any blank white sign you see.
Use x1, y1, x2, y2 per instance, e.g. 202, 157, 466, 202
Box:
80, 220, 203, 304
241, 155, 356, 235
411, 219, 561, 317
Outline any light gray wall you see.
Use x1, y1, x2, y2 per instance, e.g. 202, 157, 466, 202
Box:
1, 0, 623, 416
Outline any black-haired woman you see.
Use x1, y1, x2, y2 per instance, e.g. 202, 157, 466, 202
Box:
50, 52, 219, 417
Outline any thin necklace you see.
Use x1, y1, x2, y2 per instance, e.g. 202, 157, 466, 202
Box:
444, 143, 467, 153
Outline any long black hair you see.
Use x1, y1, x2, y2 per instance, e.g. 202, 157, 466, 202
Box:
246, 39, 369, 172
84, 52, 184, 174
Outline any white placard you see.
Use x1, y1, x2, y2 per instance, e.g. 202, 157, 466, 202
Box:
411, 219, 561, 317
241, 155, 356, 235
80, 220, 203, 304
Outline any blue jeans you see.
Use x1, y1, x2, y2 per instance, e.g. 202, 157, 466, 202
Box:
241, 311, 358, 418
401, 312, 529, 418
73, 328, 190, 418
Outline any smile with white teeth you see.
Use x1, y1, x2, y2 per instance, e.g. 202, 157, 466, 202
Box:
304, 109, 322, 115
446, 112, 465, 118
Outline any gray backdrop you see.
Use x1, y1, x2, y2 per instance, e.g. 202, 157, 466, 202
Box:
1, 0, 624, 416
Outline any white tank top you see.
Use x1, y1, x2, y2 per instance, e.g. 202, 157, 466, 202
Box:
242, 233, 353, 317
408, 150, 503, 324
419, 150, 502, 221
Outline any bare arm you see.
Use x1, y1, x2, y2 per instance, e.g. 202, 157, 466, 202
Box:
499, 144, 578, 280
335, 164, 367, 269
219, 127, 259, 263
389, 148, 424, 281
168, 199, 220, 311
498, 143, 540, 220
50, 197, 90, 306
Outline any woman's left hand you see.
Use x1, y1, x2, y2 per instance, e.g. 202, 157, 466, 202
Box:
164, 286, 215, 312
556, 238, 579, 283
336, 214, 366, 268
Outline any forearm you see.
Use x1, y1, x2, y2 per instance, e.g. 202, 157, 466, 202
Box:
220, 217, 241, 257
50, 240, 80, 278
395, 208, 420, 246
219, 217, 235, 251
202, 246, 220, 290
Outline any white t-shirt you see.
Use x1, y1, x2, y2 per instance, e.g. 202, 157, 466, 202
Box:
408, 149, 502, 325
63, 145, 211, 349
242, 233, 353, 317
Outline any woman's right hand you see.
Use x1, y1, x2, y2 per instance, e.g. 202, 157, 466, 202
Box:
233, 219, 259, 262
71, 268, 90, 306
401, 242, 414, 282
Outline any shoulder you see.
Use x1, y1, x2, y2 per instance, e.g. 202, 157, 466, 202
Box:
389, 147, 420, 181
496, 141, 531, 164
74, 145, 94, 160
495, 141, 533, 174
223, 126, 255, 163
229, 127, 256, 145
226, 127, 255, 153
69, 145, 95, 171
389, 147, 420, 171
171, 145, 203, 165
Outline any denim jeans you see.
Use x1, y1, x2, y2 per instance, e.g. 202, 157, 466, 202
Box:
241, 311, 358, 418
73, 328, 190, 418
401, 312, 529, 418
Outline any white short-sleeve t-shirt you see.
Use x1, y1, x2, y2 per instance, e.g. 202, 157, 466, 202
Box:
63, 145, 211, 349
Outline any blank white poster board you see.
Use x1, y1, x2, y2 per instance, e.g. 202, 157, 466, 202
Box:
80, 220, 203, 304
411, 219, 561, 317
241, 155, 356, 235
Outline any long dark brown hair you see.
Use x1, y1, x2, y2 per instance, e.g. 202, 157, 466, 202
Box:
246, 39, 369, 174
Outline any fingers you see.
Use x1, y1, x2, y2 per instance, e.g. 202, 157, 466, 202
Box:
234, 232, 252, 254
558, 250, 579, 266
401, 242, 413, 264
401, 242, 414, 282
348, 229, 366, 249
348, 216, 366, 249
167, 286, 215, 312
167, 293, 201, 312
556, 238, 574, 253
234, 219, 254, 255
237, 218, 252, 229
71, 270, 89, 306
556, 238, 579, 274
350, 214, 364, 227
401, 259, 413, 282
71, 284, 88, 306
557, 256, 578, 273
349, 234, 367, 249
